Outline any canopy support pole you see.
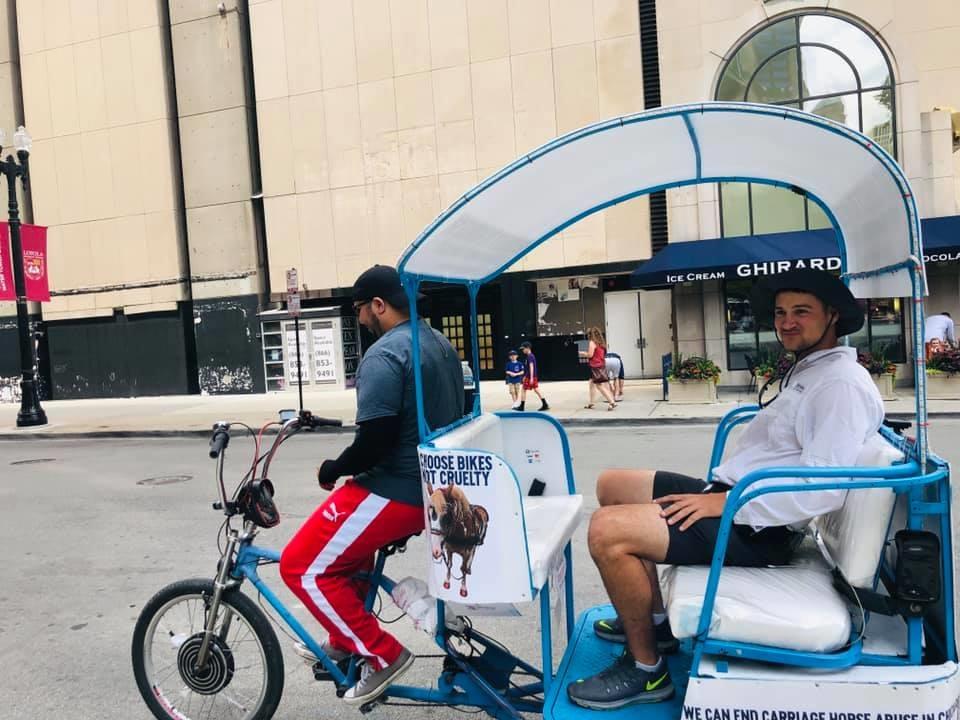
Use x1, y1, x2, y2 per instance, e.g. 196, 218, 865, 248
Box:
468, 283, 481, 417
405, 278, 429, 442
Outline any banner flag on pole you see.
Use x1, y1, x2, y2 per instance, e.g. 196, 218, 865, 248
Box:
21, 224, 49, 302
0, 223, 14, 301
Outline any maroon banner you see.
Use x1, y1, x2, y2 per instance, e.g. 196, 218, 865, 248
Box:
21, 224, 49, 302
0, 224, 13, 301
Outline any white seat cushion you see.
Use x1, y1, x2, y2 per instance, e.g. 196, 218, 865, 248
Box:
523, 495, 583, 589
815, 434, 904, 587
660, 544, 852, 653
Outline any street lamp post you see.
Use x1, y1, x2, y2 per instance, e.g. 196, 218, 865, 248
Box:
1, 126, 46, 427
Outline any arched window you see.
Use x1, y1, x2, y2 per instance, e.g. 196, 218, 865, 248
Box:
716, 14, 896, 237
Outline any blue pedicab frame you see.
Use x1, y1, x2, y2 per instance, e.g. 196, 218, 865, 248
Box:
395, 102, 956, 698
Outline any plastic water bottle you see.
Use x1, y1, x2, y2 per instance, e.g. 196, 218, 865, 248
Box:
391, 577, 465, 635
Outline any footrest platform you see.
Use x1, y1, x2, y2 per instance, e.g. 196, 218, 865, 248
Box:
544, 605, 690, 720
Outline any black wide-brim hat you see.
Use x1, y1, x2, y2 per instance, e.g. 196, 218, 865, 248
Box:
751, 268, 865, 337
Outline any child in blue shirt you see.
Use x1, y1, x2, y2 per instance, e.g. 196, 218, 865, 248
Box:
505, 349, 524, 409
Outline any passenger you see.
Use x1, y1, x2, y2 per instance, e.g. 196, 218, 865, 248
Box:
279, 265, 464, 707
567, 269, 883, 709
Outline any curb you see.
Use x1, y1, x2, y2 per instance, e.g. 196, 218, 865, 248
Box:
0, 412, 954, 440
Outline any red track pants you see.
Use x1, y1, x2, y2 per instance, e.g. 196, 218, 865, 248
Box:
279, 481, 424, 670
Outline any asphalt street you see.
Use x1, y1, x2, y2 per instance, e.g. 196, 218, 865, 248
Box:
2, 422, 958, 720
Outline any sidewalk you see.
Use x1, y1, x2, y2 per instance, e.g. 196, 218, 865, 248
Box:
0, 379, 956, 438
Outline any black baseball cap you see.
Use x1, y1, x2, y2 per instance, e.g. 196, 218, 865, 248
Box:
751, 268, 864, 337
352, 265, 423, 310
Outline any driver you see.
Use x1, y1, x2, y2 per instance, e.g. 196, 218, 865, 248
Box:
567, 268, 883, 710
280, 265, 464, 706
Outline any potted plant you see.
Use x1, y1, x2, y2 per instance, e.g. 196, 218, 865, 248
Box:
926, 347, 960, 399
667, 353, 721, 403
753, 350, 794, 384
858, 350, 897, 400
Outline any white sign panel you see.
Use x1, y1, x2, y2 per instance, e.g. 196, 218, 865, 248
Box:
419, 447, 531, 604
286, 267, 298, 294
286, 328, 310, 384
311, 322, 338, 384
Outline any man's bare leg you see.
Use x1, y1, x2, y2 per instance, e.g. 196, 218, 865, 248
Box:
588, 504, 669, 665
596, 468, 656, 506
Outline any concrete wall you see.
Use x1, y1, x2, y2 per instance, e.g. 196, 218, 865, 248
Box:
171, 1, 261, 302
14, 0, 187, 320
248, 0, 652, 297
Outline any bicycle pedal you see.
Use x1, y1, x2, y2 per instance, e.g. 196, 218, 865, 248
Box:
312, 656, 353, 683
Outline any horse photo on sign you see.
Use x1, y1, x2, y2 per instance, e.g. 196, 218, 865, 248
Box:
426, 484, 490, 598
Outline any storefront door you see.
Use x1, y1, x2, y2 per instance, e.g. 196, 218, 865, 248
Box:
604, 290, 673, 378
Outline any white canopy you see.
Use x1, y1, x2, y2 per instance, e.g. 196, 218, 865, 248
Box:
398, 103, 923, 299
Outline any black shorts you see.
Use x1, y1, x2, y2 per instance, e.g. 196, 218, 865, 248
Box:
653, 471, 803, 567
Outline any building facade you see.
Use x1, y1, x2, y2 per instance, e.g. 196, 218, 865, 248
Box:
0, 1, 957, 398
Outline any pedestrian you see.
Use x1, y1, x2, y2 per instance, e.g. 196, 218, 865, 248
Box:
515, 340, 549, 411
580, 327, 617, 410
567, 269, 882, 709
279, 265, 464, 707
505, 349, 524, 408
924, 311, 955, 360
606, 350, 626, 401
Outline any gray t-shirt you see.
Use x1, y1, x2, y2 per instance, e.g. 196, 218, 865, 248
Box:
354, 319, 464, 506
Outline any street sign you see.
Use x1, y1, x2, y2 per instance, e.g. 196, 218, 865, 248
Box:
288, 292, 301, 317
286, 267, 298, 295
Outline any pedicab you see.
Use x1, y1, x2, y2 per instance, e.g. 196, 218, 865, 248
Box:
131, 102, 955, 720
398, 102, 956, 719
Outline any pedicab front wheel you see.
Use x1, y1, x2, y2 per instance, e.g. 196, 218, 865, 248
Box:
131, 578, 284, 720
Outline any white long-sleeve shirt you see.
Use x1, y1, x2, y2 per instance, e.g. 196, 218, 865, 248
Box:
925, 314, 956, 344
712, 347, 884, 530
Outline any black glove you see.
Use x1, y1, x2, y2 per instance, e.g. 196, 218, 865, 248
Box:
317, 460, 339, 490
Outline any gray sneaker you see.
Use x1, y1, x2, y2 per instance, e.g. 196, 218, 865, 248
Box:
567, 650, 673, 709
342, 648, 415, 706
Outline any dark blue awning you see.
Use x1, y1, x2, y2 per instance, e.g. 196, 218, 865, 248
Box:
630, 215, 960, 288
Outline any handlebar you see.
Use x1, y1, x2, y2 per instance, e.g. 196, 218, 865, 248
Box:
209, 423, 231, 458
298, 410, 342, 430
208, 411, 342, 519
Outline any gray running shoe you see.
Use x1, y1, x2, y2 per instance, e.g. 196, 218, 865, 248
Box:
567, 651, 673, 709
593, 616, 680, 653
342, 648, 415, 706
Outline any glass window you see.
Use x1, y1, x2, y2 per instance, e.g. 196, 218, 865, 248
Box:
724, 282, 905, 370
799, 46, 857, 96
797, 14, 890, 87
751, 184, 806, 235
746, 49, 799, 103
720, 182, 751, 237
716, 13, 895, 237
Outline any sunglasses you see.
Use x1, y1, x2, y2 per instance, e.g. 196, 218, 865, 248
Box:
353, 300, 371, 315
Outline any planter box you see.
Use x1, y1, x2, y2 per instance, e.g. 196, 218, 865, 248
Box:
668, 379, 718, 404
871, 373, 896, 400
926, 373, 960, 399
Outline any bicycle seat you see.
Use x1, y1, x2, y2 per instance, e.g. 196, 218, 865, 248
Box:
380, 533, 421, 556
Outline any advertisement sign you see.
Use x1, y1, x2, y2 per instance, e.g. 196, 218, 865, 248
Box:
21, 225, 49, 301
419, 447, 532, 604
0, 224, 13, 301
0, 224, 49, 301
285, 327, 310, 384
311, 322, 338, 384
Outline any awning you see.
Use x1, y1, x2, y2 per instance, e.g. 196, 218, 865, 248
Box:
921, 215, 960, 264
631, 214, 960, 288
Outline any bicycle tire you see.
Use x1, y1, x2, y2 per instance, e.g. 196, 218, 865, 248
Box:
131, 578, 284, 720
